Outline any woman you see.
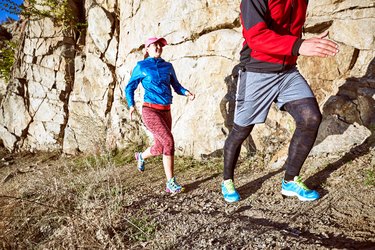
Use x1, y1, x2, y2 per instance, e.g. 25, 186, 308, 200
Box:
125, 37, 195, 193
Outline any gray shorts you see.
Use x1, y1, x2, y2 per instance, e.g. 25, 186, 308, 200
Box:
234, 67, 315, 126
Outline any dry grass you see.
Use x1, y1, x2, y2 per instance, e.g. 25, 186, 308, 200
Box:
0, 148, 158, 249
1, 146, 374, 249
0, 146, 224, 249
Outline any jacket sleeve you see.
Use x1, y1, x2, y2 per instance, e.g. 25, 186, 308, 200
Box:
241, 0, 299, 56
125, 63, 143, 108
169, 65, 188, 96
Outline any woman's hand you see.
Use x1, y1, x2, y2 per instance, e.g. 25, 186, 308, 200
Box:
129, 106, 136, 120
186, 91, 195, 101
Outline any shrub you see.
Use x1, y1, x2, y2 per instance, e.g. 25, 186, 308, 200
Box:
25, 0, 79, 30
365, 168, 375, 186
0, 0, 80, 30
0, 40, 16, 82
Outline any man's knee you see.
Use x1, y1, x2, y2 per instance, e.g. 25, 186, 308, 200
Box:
297, 109, 322, 131
225, 123, 254, 149
310, 111, 322, 127
286, 98, 322, 130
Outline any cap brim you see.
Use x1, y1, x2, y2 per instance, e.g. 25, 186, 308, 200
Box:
156, 38, 167, 47
145, 37, 168, 47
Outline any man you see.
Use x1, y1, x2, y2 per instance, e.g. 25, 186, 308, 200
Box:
222, 0, 339, 202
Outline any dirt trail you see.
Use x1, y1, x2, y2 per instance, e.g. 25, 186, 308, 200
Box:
0, 147, 374, 249
130, 151, 375, 249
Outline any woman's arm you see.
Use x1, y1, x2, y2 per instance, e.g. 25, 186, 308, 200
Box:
125, 63, 144, 120
169, 65, 190, 96
125, 63, 143, 108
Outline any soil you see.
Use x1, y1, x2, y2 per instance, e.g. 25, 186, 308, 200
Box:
0, 146, 374, 249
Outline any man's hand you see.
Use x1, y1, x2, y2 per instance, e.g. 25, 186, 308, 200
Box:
299, 30, 339, 57
129, 106, 136, 121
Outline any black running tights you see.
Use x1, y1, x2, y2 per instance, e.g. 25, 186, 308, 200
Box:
223, 98, 322, 181
283, 98, 322, 180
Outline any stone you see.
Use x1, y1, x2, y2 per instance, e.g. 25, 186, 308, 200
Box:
0, 0, 373, 159
88, 5, 114, 54
310, 123, 371, 156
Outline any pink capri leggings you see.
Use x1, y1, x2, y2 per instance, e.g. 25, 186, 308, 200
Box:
141, 106, 174, 156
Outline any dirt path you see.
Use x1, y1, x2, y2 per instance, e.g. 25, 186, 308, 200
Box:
128, 150, 375, 249
0, 148, 374, 249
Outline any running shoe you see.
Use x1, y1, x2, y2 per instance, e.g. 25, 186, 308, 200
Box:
221, 179, 240, 203
135, 152, 145, 172
166, 177, 184, 193
281, 176, 320, 201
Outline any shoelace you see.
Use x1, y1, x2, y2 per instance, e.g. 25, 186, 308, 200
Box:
168, 178, 180, 189
224, 180, 235, 193
294, 176, 310, 190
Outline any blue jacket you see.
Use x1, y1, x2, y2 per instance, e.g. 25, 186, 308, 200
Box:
125, 57, 188, 107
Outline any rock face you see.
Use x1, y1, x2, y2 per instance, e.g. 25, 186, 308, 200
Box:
0, 0, 374, 159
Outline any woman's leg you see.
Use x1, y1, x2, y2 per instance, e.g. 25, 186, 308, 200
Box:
161, 110, 174, 179
163, 155, 174, 180
136, 108, 164, 171
140, 147, 153, 160
142, 107, 175, 178
142, 108, 171, 155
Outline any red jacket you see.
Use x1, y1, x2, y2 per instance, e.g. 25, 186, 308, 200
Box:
240, 0, 308, 72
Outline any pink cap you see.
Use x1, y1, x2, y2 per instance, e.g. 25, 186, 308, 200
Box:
144, 37, 168, 47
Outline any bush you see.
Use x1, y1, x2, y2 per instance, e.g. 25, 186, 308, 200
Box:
25, 0, 79, 29
0, 0, 80, 30
0, 40, 16, 82
365, 168, 375, 186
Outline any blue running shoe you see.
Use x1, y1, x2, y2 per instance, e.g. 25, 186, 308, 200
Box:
166, 177, 184, 193
221, 179, 240, 203
281, 176, 320, 201
135, 152, 145, 172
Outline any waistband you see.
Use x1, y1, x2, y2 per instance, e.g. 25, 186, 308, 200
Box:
242, 63, 297, 73
143, 102, 171, 111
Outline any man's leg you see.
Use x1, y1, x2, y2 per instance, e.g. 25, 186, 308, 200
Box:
281, 97, 322, 201
222, 68, 279, 202
222, 123, 253, 202
223, 123, 254, 180
283, 97, 322, 179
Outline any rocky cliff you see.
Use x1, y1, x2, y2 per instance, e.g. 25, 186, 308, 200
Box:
0, 0, 374, 161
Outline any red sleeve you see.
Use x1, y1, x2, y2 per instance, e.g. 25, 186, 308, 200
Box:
240, 0, 298, 56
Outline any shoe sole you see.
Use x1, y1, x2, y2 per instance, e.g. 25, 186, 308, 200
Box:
221, 185, 241, 203
221, 192, 240, 203
281, 189, 319, 201
223, 197, 240, 203
166, 187, 185, 193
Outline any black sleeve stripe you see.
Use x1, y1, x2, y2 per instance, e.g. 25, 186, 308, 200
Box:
241, 0, 269, 30
292, 39, 304, 56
